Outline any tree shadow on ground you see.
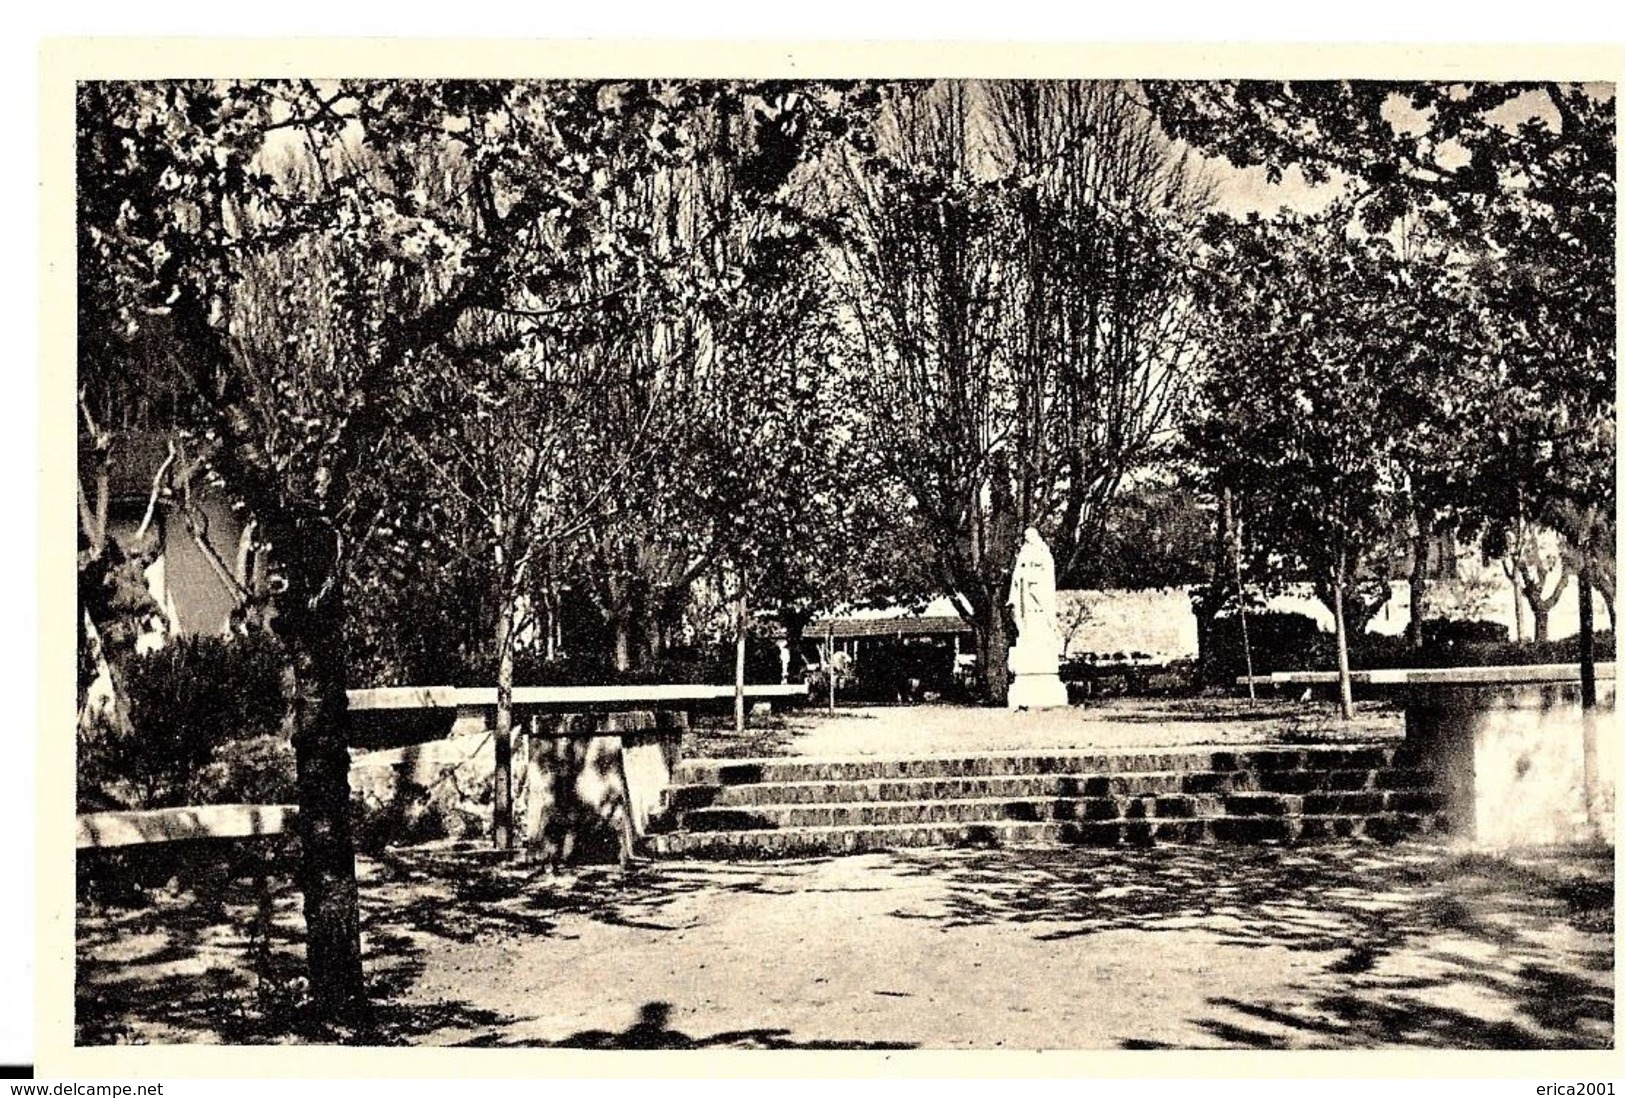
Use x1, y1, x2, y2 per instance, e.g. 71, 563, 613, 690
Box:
75, 841, 525, 1046
79, 832, 1614, 1050
360, 843, 822, 940
887, 840, 1613, 1050
454, 1000, 915, 1050
77, 840, 836, 1045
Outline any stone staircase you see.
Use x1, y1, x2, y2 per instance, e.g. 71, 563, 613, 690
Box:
646, 746, 1448, 858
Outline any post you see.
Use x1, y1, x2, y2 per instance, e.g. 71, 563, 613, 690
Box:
1578, 566, 1597, 710
734, 591, 747, 735
1226, 489, 1256, 702
492, 593, 515, 851
1331, 555, 1355, 721
1578, 563, 1599, 838
827, 625, 836, 712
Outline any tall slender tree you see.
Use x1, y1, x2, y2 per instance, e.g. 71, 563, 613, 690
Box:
1187, 210, 1410, 718
833, 81, 1209, 703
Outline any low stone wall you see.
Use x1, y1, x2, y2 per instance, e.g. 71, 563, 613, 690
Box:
348, 709, 686, 863
513, 711, 685, 866
349, 728, 496, 847
1405, 681, 1616, 847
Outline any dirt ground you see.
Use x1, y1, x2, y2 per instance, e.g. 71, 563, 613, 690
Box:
77, 837, 1613, 1050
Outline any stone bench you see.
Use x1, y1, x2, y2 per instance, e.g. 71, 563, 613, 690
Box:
1239, 664, 1616, 848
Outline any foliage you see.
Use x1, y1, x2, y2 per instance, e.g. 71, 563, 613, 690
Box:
79, 633, 292, 810
1209, 610, 1612, 681
1350, 631, 1615, 672
1420, 618, 1511, 646
1084, 480, 1214, 590
1148, 79, 1615, 614
506, 639, 784, 688
76, 78, 887, 1015
1207, 611, 1331, 683
1186, 210, 1407, 603
345, 549, 494, 689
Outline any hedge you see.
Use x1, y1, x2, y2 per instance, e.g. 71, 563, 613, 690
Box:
79, 632, 293, 811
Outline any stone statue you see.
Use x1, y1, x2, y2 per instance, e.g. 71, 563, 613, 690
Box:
1006, 527, 1069, 709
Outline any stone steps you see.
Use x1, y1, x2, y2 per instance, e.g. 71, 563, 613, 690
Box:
648, 743, 1447, 859
649, 812, 1448, 858
665, 790, 1446, 832
661, 767, 1434, 811
673, 746, 1415, 787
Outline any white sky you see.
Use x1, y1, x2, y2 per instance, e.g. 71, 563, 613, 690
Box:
1208, 159, 1345, 217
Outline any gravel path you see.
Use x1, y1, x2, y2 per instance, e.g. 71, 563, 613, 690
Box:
691, 698, 1407, 760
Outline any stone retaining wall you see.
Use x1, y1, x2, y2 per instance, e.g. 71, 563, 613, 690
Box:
1405, 681, 1616, 846
348, 709, 686, 863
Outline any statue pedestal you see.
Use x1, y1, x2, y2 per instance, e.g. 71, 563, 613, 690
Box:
1007, 640, 1068, 710
1008, 671, 1068, 710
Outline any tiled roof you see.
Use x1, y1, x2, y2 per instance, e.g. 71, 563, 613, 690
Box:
808, 614, 973, 639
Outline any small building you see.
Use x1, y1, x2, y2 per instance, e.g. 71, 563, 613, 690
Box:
80, 430, 255, 640
807, 597, 975, 702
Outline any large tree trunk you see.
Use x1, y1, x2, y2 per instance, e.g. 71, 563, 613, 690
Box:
1515, 553, 1569, 645
968, 454, 1023, 707
1504, 559, 1527, 642
964, 580, 1014, 708
1590, 557, 1616, 634
274, 525, 366, 1026
1530, 602, 1552, 645
77, 442, 163, 739
781, 608, 813, 680
611, 615, 634, 673
1578, 565, 1597, 710
638, 585, 686, 669
983, 609, 1014, 709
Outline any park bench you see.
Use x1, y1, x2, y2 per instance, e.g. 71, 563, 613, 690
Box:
1237, 663, 1616, 848
77, 681, 808, 861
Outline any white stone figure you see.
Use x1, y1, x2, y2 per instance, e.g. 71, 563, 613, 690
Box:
1006, 527, 1069, 709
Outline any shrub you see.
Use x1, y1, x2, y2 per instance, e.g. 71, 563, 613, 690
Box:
1060, 658, 1199, 698
1349, 631, 1412, 670
80, 632, 292, 810
1422, 618, 1511, 646
1352, 628, 1613, 671
1206, 611, 1331, 683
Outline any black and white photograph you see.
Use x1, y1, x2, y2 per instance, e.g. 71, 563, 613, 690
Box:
55, 43, 1616, 1066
